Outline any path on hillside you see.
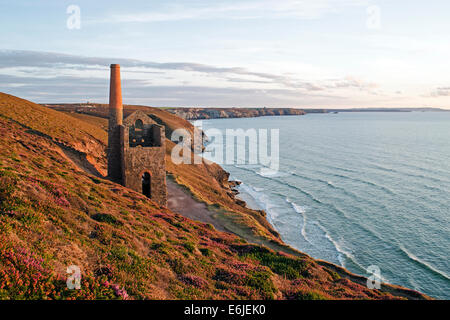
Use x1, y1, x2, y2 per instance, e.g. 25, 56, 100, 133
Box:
166, 179, 227, 232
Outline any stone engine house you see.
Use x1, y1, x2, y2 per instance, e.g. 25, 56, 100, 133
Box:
107, 64, 167, 206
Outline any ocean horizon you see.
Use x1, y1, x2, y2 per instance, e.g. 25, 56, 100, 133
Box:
201, 112, 450, 299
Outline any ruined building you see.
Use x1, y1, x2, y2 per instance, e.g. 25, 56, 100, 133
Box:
107, 64, 167, 206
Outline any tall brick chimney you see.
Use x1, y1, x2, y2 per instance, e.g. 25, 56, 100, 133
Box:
109, 64, 123, 126
107, 64, 123, 182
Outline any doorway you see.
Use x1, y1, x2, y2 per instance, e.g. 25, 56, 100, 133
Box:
142, 172, 151, 198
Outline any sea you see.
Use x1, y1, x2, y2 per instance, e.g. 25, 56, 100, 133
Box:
199, 112, 450, 299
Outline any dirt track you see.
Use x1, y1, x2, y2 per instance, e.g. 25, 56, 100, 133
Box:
166, 179, 227, 232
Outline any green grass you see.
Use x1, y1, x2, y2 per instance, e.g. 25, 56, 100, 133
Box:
295, 291, 327, 300
183, 242, 196, 253
200, 248, 213, 257
244, 270, 276, 299
238, 245, 310, 280
91, 213, 122, 226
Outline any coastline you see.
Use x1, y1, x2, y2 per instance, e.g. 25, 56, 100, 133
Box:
167, 167, 431, 300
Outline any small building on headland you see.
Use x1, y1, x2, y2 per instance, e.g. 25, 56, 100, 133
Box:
107, 64, 167, 206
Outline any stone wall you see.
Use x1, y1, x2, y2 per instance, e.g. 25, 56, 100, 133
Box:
120, 111, 167, 207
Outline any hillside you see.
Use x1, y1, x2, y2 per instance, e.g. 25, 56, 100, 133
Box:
1, 95, 107, 177
0, 93, 429, 300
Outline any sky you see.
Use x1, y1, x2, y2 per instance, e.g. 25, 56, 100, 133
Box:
0, 0, 449, 108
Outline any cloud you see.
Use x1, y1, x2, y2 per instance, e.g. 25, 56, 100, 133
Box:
327, 76, 378, 92
0, 73, 342, 106
102, 0, 369, 23
0, 49, 380, 106
0, 50, 324, 91
430, 87, 450, 97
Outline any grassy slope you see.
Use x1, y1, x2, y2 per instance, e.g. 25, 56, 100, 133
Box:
0, 93, 428, 300
0, 94, 107, 176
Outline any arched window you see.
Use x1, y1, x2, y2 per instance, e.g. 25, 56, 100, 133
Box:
142, 172, 151, 198
130, 119, 149, 147
135, 119, 144, 132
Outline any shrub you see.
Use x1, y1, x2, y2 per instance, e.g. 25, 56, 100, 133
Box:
151, 242, 171, 255
244, 270, 276, 299
169, 258, 190, 275
238, 245, 309, 280
295, 290, 327, 300
179, 274, 208, 289
91, 213, 122, 226
90, 177, 102, 184
0, 169, 18, 212
213, 266, 246, 285
183, 242, 196, 253
200, 248, 213, 257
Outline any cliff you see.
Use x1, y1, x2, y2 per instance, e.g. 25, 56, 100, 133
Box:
0, 93, 429, 300
165, 107, 306, 120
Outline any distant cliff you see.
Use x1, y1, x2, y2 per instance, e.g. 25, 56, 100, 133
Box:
167, 107, 306, 120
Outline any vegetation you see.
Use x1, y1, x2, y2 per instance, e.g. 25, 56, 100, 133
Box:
0, 93, 429, 300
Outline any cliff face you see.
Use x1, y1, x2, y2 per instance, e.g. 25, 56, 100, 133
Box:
167, 107, 306, 120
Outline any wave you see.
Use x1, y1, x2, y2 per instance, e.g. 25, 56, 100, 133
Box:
289, 171, 336, 188
314, 221, 395, 283
235, 164, 391, 207
234, 164, 261, 170
291, 166, 397, 197
353, 160, 450, 190
290, 171, 360, 198
289, 171, 393, 212
283, 181, 357, 221
237, 183, 280, 221
233, 166, 328, 207
240, 171, 352, 221
239, 169, 396, 250
399, 245, 450, 282
334, 173, 397, 196
320, 164, 359, 174
299, 142, 448, 184
312, 221, 366, 272
285, 198, 309, 242
365, 158, 450, 186
233, 164, 292, 178
257, 169, 291, 178
421, 183, 446, 193
291, 166, 450, 219
232, 164, 290, 178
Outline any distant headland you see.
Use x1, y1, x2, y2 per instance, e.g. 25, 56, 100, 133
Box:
42, 104, 448, 121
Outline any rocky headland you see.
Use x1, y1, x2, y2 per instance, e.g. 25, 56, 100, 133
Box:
166, 107, 306, 120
